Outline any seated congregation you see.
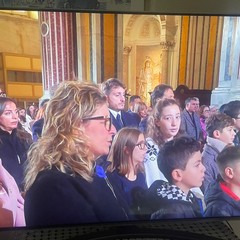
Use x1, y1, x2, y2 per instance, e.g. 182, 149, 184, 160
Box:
0, 79, 240, 227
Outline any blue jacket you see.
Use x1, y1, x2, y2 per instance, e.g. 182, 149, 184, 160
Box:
31, 118, 44, 142
201, 137, 226, 193
204, 180, 240, 217
25, 166, 130, 227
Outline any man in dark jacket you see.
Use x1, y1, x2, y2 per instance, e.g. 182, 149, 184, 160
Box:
204, 145, 240, 217
102, 78, 140, 132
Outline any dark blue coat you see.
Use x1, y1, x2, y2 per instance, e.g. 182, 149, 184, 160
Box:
25, 166, 130, 227
110, 111, 140, 132
204, 180, 240, 217
31, 118, 44, 142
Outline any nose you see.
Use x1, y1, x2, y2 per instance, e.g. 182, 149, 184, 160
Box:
171, 118, 176, 126
120, 95, 125, 102
12, 111, 18, 118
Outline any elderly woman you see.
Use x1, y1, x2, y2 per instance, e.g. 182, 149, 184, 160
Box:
24, 81, 130, 227
0, 97, 31, 190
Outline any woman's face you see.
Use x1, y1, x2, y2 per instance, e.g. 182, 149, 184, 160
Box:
82, 103, 116, 159
156, 104, 181, 141
131, 133, 147, 165
202, 107, 210, 118
19, 109, 26, 117
0, 101, 19, 133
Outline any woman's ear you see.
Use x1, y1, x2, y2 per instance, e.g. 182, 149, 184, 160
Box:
155, 119, 161, 127
123, 146, 130, 156
172, 169, 182, 182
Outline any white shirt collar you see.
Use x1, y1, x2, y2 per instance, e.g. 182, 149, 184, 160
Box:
109, 109, 121, 118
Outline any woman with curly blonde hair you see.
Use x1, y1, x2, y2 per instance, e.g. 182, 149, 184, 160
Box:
24, 81, 130, 227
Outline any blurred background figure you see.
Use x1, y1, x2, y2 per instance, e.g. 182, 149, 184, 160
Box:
0, 89, 6, 98
18, 108, 32, 136
199, 105, 211, 143
0, 97, 32, 190
209, 105, 219, 116
133, 102, 148, 121
26, 104, 36, 128
128, 95, 142, 113
31, 99, 49, 142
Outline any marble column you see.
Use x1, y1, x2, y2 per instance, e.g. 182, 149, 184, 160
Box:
123, 45, 132, 88
211, 17, 240, 107
160, 40, 175, 83
39, 11, 77, 99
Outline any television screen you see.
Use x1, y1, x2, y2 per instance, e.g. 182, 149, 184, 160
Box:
1, 1, 240, 239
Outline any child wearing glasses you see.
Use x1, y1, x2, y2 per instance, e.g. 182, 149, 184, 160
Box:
107, 127, 148, 216
146, 137, 205, 219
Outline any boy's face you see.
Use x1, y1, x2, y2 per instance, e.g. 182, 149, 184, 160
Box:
179, 151, 205, 192
217, 126, 236, 144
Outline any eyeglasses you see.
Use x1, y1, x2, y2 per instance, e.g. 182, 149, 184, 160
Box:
82, 115, 112, 131
135, 140, 147, 150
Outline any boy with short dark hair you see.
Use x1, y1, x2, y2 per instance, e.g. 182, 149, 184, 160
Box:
202, 113, 236, 192
204, 145, 240, 217
146, 136, 205, 219
223, 100, 240, 145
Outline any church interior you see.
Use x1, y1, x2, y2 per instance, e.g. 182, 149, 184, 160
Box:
0, 10, 239, 108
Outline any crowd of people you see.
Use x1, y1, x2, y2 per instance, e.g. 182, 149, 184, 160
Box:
0, 79, 240, 228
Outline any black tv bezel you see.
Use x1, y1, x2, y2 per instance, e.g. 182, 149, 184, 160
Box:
1, 1, 240, 239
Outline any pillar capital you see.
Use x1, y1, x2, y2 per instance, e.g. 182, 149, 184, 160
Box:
123, 45, 132, 55
160, 40, 175, 50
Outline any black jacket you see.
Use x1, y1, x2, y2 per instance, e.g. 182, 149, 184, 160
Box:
31, 118, 44, 142
110, 111, 140, 132
0, 128, 30, 189
145, 180, 204, 219
25, 166, 130, 227
204, 180, 240, 217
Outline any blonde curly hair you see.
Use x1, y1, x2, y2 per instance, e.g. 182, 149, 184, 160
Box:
24, 81, 107, 190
